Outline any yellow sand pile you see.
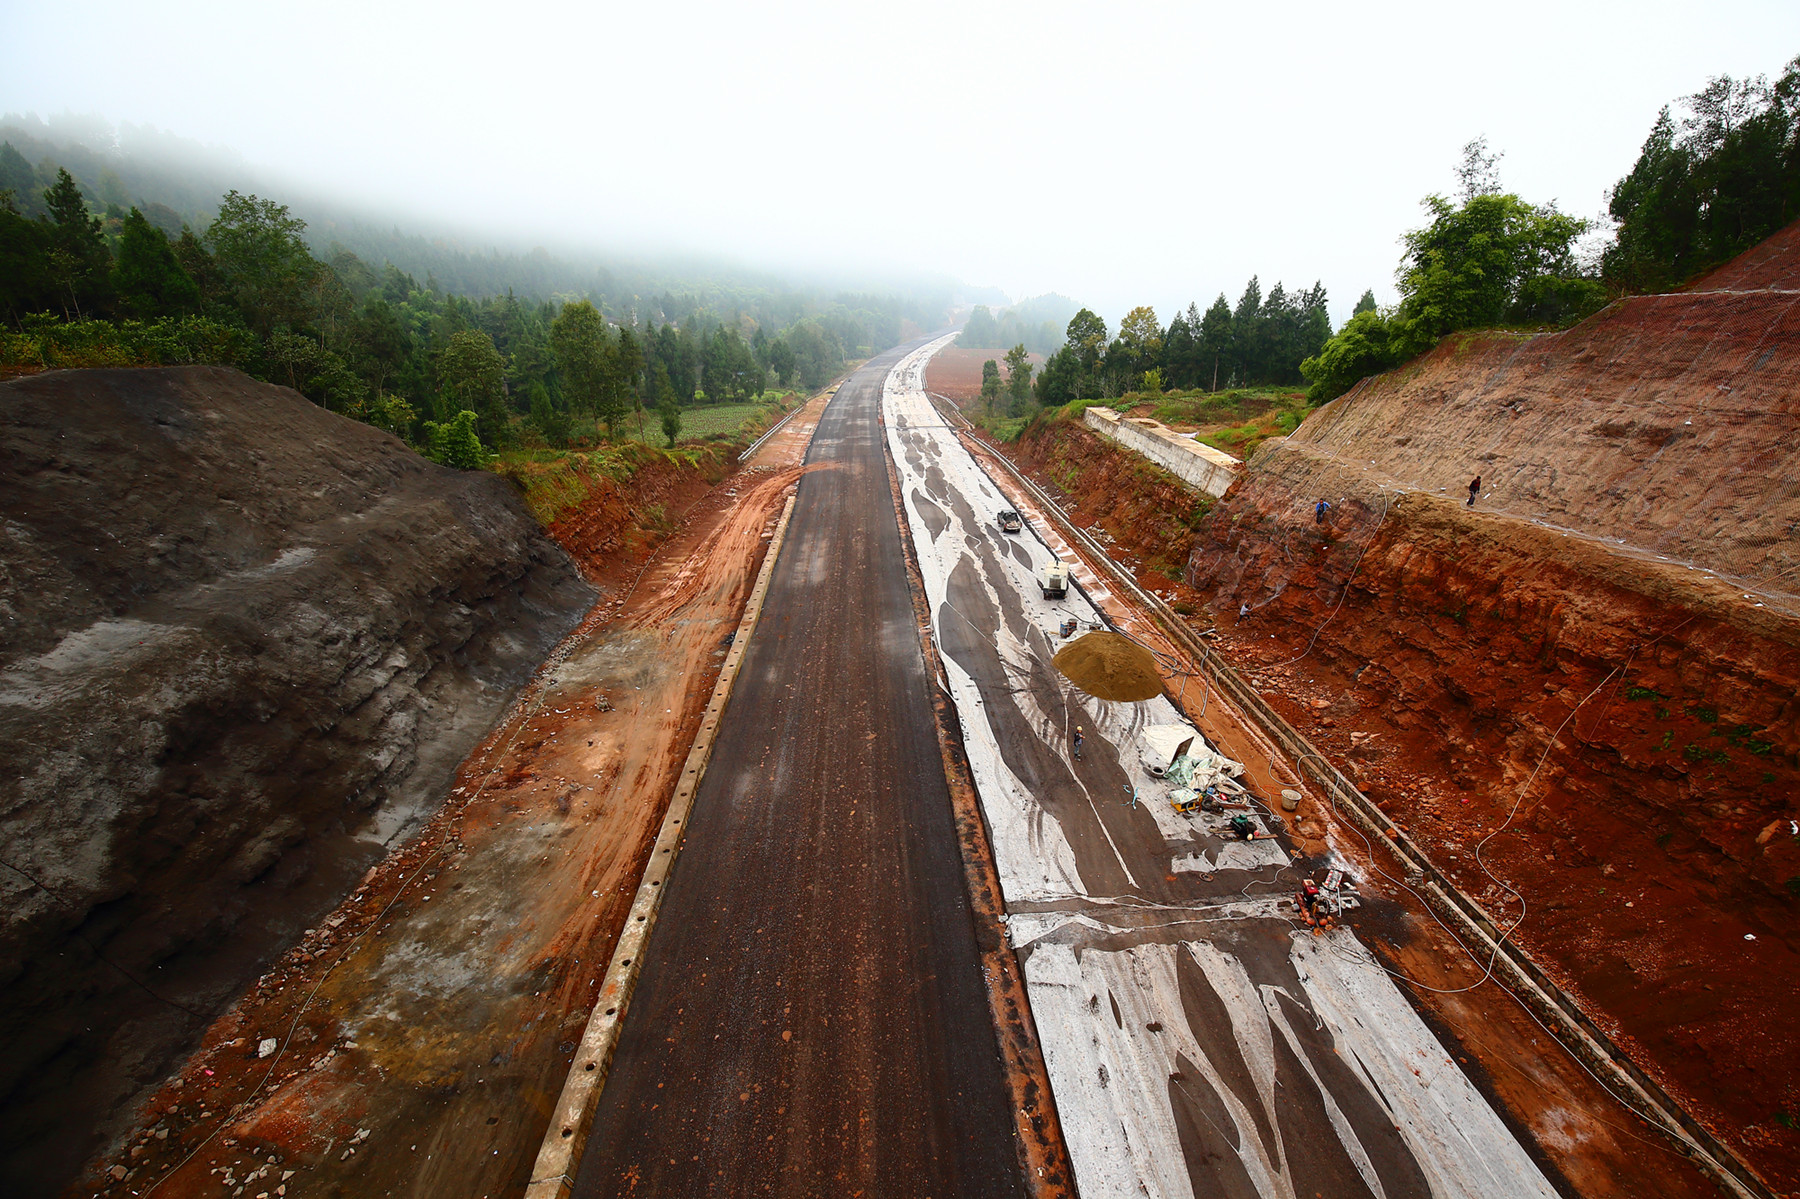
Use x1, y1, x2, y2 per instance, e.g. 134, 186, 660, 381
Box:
1053, 631, 1162, 702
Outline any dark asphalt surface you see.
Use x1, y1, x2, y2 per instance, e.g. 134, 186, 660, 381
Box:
571, 348, 1026, 1198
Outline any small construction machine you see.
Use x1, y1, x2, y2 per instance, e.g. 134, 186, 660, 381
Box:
1038, 560, 1070, 600
1295, 866, 1361, 931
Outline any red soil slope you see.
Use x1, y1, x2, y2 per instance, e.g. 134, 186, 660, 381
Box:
1185, 229, 1800, 1190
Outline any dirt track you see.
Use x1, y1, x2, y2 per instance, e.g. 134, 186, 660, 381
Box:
74, 399, 831, 1198
569, 348, 1025, 1197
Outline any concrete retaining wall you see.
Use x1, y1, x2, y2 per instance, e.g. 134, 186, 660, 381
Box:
1083, 407, 1241, 497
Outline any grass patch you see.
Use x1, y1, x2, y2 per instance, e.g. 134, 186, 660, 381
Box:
489, 441, 728, 526
1723, 724, 1776, 755
491, 446, 630, 525
620, 394, 802, 446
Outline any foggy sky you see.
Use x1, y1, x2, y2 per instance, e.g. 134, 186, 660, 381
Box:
6, 0, 1798, 326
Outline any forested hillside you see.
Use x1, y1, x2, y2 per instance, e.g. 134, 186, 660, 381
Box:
0, 115, 946, 460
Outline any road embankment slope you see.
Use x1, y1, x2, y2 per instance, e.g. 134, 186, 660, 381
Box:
0, 366, 592, 1195
1188, 221, 1800, 1191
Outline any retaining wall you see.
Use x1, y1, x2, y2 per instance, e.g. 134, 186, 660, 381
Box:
1083, 406, 1241, 497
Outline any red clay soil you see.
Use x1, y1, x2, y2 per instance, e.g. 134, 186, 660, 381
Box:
71, 397, 833, 1199
985, 411, 1211, 599
543, 451, 729, 587
1180, 227, 1800, 1193
965, 430, 1719, 1198
925, 346, 1045, 401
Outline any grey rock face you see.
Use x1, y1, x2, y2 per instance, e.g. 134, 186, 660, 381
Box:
0, 366, 594, 1193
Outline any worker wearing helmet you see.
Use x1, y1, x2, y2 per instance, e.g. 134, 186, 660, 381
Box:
1072, 726, 1084, 761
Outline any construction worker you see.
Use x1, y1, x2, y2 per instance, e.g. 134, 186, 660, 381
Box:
1467, 475, 1481, 507
1314, 498, 1331, 525
1072, 726, 1084, 761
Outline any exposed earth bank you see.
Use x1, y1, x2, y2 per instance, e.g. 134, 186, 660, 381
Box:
1186, 227, 1800, 1191
63, 386, 828, 1199
0, 366, 593, 1194
991, 411, 1211, 595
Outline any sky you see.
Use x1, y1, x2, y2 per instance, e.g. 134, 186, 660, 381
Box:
5, 0, 1798, 326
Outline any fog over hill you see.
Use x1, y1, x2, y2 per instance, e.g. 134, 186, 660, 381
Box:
0, 111, 994, 319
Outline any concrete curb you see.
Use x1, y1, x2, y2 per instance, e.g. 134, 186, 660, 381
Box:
524, 493, 799, 1199
955, 407, 1773, 1199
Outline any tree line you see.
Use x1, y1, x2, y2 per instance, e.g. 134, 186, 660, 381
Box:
0, 165, 931, 460
1604, 57, 1800, 292
1302, 56, 1800, 403
1031, 279, 1331, 408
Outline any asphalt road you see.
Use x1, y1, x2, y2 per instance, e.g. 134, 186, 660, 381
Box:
570, 347, 1026, 1198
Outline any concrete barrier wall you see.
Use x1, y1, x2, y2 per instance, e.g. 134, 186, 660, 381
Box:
1083, 407, 1241, 497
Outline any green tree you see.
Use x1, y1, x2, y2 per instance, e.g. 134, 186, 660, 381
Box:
658, 396, 682, 446
1228, 277, 1262, 386
1352, 289, 1378, 316
0, 196, 57, 323
614, 326, 646, 435
1197, 294, 1231, 391
1003, 343, 1032, 412
438, 329, 510, 446
767, 336, 796, 386
205, 191, 319, 336
1116, 305, 1161, 360
528, 382, 571, 447
113, 207, 200, 319
1299, 310, 1400, 403
1065, 308, 1108, 374
424, 410, 487, 469
959, 305, 1000, 348
350, 297, 411, 395
549, 299, 611, 423
1033, 345, 1080, 406
172, 229, 221, 303
43, 167, 111, 318
785, 320, 844, 390
1605, 59, 1800, 292
980, 358, 1002, 412
1394, 192, 1594, 353
1301, 183, 1601, 403
264, 327, 366, 412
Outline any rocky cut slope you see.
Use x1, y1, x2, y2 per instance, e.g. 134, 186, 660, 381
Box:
0, 367, 593, 1194
1184, 221, 1800, 1190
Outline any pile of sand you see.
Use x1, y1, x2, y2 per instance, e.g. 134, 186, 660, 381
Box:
1053, 631, 1162, 701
